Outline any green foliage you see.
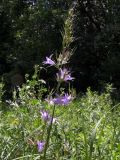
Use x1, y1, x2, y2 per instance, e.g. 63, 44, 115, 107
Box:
0, 0, 69, 65
0, 82, 120, 159
70, 0, 120, 90
0, 83, 4, 103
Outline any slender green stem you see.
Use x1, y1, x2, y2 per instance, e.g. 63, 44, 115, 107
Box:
43, 75, 61, 159
43, 105, 56, 159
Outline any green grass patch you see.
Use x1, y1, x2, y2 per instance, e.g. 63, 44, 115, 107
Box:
0, 88, 120, 160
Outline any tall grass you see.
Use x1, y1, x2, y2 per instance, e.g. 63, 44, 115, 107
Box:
0, 83, 120, 159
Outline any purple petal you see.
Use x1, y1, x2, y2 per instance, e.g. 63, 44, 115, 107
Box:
40, 110, 51, 121
37, 141, 45, 152
57, 68, 74, 82
64, 75, 74, 81
45, 94, 73, 106
54, 94, 72, 105
43, 56, 55, 65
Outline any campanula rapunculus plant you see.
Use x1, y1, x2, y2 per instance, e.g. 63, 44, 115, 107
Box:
38, 50, 74, 158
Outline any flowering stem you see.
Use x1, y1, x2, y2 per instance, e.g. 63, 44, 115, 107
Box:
55, 82, 61, 93
43, 105, 56, 159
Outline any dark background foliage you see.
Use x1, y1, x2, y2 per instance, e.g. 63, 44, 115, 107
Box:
70, 0, 120, 91
0, 0, 120, 99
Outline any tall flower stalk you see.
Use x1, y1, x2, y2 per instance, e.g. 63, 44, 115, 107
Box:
43, 104, 56, 159
40, 50, 74, 158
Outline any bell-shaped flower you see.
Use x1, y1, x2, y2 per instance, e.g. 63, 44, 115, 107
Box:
40, 110, 57, 124
37, 141, 45, 152
40, 110, 51, 122
43, 55, 55, 66
56, 68, 74, 82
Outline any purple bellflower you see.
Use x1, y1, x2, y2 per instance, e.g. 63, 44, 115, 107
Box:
54, 93, 72, 105
40, 110, 58, 124
37, 141, 45, 152
43, 55, 55, 66
56, 68, 74, 82
40, 110, 51, 122
61, 93, 73, 105
46, 93, 73, 106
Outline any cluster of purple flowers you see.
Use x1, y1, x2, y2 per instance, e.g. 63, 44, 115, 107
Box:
37, 53, 74, 153
54, 94, 73, 105
46, 93, 72, 106
43, 55, 74, 82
